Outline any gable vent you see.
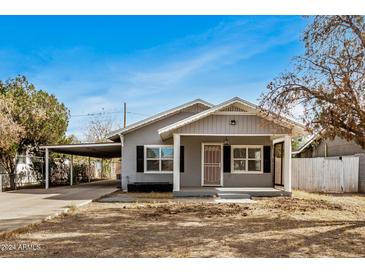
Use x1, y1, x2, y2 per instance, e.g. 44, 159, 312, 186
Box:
181, 103, 211, 113
221, 105, 247, 112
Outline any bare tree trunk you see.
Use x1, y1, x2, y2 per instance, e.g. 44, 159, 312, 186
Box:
0, 155, 17, 190
9, 173, 16, 190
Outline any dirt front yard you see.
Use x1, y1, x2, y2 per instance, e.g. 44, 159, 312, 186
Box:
1, 191, 364, 258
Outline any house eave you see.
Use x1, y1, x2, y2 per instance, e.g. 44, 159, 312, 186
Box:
107, 99, 213, 140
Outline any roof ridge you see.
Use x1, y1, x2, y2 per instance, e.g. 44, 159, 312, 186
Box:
107, 98, 213, 139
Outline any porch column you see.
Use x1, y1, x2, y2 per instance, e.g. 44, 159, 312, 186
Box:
283, 135, 292, 192
45, 148, 49, 189
70, 155, 73, 186
173, 134, 180, 192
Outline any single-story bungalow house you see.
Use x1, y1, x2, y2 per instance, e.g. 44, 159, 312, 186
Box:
42, 97, 306, 196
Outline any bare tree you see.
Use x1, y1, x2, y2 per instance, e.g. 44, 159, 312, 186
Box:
84, 116, 114, 143
260, 16, 365, 147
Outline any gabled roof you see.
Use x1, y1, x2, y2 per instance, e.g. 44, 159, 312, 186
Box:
107, 99, 213, 141
158, 97, 306, 139
292, 132, 321, 155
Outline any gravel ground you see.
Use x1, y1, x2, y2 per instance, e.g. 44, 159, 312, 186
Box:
1, 191, 364, 258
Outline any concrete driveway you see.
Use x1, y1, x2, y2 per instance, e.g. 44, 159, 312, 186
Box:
0, 180, 118, 234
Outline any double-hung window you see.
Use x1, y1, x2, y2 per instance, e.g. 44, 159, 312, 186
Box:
145, 145, 173, 173
231, 145, 263, 173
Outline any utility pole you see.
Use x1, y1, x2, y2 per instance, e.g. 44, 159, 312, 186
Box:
123, 102, 127, 128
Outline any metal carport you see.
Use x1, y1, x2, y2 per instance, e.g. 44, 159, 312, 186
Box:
40, 142, 122, 189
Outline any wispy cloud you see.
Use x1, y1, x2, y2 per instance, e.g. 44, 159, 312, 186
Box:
0, 16, 305, 139
118, 16, 302, 98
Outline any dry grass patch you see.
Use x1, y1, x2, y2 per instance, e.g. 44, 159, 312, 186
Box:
1, 191, 364, 258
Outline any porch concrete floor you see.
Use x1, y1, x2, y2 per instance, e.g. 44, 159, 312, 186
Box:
174, 187, 290, 197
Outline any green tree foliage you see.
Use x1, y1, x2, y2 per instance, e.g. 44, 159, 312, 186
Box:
0, 76, 70, 189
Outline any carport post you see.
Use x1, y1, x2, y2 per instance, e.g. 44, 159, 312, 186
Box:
88, 157, 91, 183
70, 155, 73, 186
45, 148, 49, 189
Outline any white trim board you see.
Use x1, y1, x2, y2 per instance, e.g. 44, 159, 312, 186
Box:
107, 99, 213, 139
40, 142, 121, 149
179, 133, 279, 136
230, 145, 264, 174
272, 137, 286, 145
144, 145, 174, 174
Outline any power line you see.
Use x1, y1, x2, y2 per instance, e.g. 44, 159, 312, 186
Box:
127, 111, 150, 117
71, 111, 121, 117
70, 110, 149, 118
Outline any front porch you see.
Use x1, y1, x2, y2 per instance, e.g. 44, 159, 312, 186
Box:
171, 134, 293, 194
153, 97, 307, 197
173, 186, 291, 198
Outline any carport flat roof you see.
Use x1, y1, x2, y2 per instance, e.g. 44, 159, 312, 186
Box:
40, 142, 121, 158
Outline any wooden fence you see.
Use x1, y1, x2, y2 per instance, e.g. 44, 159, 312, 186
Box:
292, 157, 359, 193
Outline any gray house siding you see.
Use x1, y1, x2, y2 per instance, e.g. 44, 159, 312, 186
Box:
312, 137, 365, 157
122, 112, 198, 189
180, 136, 273, 187
175, 114, 290, 135
122, 113, 287, 190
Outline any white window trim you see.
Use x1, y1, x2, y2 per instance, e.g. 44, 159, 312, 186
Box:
144, 145, 174, 174
231, 145, 263, 174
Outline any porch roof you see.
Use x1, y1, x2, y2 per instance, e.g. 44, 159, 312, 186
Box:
40, 142, 121, 158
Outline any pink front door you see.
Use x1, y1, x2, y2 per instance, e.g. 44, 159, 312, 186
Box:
202, 144, 222, 186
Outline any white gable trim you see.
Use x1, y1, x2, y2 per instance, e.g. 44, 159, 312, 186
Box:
158, 97, 253, 136
158, 97, 305, 139
107, 99, 213, 140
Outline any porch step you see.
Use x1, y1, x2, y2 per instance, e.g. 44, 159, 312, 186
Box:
173, 190, 216, 197
217, 193, 251, 199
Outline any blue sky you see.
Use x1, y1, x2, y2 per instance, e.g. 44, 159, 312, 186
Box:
0, 16, 306, 140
